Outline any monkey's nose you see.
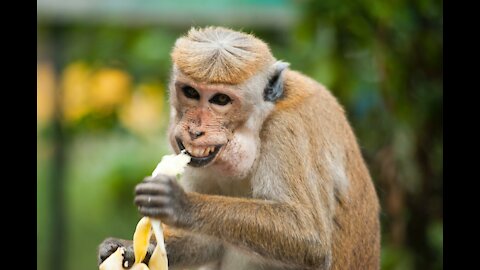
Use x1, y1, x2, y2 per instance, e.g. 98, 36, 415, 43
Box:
189, 130, 205, 140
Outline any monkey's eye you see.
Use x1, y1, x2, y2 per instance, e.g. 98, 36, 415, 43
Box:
209, 94, 232, 106
182, 86, 200, 100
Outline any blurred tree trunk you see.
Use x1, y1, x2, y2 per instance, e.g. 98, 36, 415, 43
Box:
48, 25, 67, 270
406, 109, 442, 270
375, 146, 406, 247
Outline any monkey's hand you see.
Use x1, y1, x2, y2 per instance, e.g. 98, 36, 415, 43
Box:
134, 174, 190, 227
98, 237, 155, 268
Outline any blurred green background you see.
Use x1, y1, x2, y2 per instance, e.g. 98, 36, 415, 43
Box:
37, 0, 443, 269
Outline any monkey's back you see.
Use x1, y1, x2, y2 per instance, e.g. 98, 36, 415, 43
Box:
267, 70, 381, 269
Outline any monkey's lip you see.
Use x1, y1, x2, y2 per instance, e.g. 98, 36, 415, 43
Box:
176, 138, 223, 167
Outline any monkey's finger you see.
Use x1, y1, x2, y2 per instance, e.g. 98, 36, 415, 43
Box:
137, 206, 174, 218
134, 195, 171, 207
98, 238, 124, 265
135, 182, 172, 195
122, 245, 135, 269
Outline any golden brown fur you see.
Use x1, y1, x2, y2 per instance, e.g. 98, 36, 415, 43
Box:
166, 27, 381, 269
156, 70, 381, 269
171, 26, 275, 84
260, 70, 381, 269
99, 26, 380, 270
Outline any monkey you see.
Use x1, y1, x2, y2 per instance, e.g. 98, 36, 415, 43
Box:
98, 26, 381, 270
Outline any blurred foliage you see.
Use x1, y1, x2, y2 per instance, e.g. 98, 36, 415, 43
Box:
37, 0, 442, 269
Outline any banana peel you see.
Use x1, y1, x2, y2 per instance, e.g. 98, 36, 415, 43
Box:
133, 216, 152, 265
99, 151, 191, 270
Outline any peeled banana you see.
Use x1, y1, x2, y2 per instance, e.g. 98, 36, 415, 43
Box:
99, 151, 191, 270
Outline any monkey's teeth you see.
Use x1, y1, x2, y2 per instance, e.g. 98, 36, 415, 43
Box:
184, 144, 217, 158
182, 144, 215, 158
193, 148, 202, 157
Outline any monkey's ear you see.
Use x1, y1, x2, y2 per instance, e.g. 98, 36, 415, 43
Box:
264, 61, 289, 102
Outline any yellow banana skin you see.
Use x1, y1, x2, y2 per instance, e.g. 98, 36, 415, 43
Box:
133, 216, 152, 264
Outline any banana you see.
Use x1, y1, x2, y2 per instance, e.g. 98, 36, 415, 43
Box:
133, 216, 152, 264
99, 151, 191, 270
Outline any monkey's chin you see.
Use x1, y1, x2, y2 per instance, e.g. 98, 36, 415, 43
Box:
176, 138, 223, 167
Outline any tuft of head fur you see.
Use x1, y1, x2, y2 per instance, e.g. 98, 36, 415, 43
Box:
171, 26, 276, 84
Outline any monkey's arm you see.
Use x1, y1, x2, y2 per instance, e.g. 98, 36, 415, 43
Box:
135, 175, 331, 269
183, 194, 329, 269
163, 225, 224, 268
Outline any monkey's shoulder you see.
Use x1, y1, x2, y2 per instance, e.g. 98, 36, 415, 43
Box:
276, 70, 342, 114
262, 70, 350, 151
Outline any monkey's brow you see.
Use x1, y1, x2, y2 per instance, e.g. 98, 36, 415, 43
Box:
175, 81, 193, 89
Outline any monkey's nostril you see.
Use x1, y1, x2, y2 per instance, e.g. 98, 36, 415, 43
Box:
189, 130, 205, 140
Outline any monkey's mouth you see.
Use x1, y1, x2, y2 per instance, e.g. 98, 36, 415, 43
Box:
176, 138, 223, 167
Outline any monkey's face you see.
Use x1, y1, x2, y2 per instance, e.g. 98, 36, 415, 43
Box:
168, 78, 252, 171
